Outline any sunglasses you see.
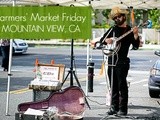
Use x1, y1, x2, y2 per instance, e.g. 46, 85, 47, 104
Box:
113, 15, 122, 20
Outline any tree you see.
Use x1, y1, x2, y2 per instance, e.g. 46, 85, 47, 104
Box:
93, 9, 160, 29
148, 9, 160, 29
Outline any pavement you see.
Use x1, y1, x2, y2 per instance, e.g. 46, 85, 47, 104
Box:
0, 66, 160, 120
0, 43, 160, 120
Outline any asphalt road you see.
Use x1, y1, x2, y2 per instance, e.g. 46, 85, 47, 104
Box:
0, 47, 160, 120
0, 47, 159, 92
1, 46, 159, 70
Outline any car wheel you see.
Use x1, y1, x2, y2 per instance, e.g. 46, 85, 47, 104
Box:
149, 89, 159, 98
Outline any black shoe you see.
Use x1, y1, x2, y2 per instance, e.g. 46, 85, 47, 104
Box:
3, 68, 8, 72
117, 111, 127, 116
107, 108, 118, 115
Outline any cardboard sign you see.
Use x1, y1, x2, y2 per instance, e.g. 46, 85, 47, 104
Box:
36, 66, 59, 81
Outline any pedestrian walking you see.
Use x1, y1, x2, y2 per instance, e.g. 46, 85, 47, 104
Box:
0, 39, 10, 71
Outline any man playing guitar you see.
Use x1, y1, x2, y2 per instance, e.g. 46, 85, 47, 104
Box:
100, 7, 140, 116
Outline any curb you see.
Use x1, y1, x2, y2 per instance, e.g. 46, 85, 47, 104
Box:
26, 40, 160, 49
26, 41, 88, 47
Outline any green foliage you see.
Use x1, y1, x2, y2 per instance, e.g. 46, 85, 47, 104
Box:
93, 9, 160, 29
133, 9, 143, 20
101, 9, 110, 19
133, 9, 160, 29
148, 9, 160, 29
92, 9, 111, 28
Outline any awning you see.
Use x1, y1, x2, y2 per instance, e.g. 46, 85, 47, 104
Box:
0, 0, 160, 9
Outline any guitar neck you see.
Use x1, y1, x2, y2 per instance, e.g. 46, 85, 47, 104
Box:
116, 22, 147, 42
117, 29, 133, 41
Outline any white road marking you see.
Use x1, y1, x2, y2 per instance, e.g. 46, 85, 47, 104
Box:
100, 79, 148, 86
129, 70, 149, 74
100, 82, 107, 85
130, 79, 148, 85
143, 84, 148, 87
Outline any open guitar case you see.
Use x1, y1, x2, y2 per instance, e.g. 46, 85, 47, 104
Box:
15, 86, 86, 120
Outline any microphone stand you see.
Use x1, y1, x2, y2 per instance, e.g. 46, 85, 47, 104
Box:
100, 27, 115, 107
61, 39, 91, 109
109, 30, 116, 107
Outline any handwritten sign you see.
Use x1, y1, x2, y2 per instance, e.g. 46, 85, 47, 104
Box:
36, 66, 59, 81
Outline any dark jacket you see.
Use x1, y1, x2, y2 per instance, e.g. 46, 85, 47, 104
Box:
100, 25, 140, 65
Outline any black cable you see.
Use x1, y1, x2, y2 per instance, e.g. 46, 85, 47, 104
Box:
85, 96, 106, 105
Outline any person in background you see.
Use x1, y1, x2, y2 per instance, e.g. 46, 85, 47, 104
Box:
100, 7, 140, 115
0, 39, 10, 71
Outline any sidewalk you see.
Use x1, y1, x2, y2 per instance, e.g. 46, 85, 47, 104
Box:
140, 44, 160, 50
26, 40, 160, 50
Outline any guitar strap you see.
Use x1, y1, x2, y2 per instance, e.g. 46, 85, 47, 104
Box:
101, 27, 113, 45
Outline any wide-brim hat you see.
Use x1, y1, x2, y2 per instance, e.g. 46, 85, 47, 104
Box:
109, 7, 129, 20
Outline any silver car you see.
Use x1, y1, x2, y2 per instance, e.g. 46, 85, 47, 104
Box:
12, 39, 28, 54
148, 50, 160, 98
0, 39, 28, 54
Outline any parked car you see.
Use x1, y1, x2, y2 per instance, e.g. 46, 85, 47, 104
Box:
148, 50, 160, 98
0, 39, 28, 55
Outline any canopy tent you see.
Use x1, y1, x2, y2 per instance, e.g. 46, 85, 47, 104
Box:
0, 0, 160, 9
